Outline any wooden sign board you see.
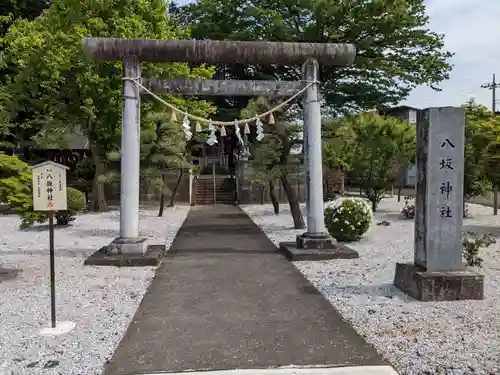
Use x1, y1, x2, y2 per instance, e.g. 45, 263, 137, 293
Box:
32, 161, 69, 212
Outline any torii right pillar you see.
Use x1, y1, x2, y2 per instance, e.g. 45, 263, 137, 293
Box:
278, 59, 359, 261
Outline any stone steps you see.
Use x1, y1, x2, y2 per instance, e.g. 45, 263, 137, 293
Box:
195, 176, 235, 205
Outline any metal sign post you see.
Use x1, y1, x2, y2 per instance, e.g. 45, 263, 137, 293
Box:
48, 211, 56, 327
32, 161, 76, 336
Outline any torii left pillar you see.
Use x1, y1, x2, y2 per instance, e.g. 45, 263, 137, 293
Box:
108, 56, 148, 254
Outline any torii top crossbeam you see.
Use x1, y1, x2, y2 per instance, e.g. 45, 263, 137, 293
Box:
82, 37, 356, 66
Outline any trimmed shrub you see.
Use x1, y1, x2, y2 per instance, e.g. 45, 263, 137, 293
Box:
55, 187, 85, 225
0, 153, 31, 201
0, 154, 47, 228
0, 154, 85, 228
324, 197, 372, 242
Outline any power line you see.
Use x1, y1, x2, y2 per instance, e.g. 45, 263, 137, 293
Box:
481, 73, 500, 113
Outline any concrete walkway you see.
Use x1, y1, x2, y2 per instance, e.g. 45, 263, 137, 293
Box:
104, 205, 390, 375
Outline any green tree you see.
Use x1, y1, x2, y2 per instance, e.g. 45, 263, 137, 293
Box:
322, 116, 355, 197
328, 112, 415, 211
0, 0, 215, 211
463, 100, 493, 205
180, 0, 452, 118
322, 117, 355, 173
143, 112, 187, 216
106, 110, 189, 216
481, 119, 500, 189
393, 114, 417, 202
0, 0, 52, 148
242, 97, 305, 229
141, 112, 210, 214
250, 129, 281, 214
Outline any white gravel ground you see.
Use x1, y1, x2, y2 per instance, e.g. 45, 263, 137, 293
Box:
242, 198, 500, 375
0, 205, 190, 375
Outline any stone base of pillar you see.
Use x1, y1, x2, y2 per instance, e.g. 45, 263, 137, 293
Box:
84, 241, 166, 267
107, 236, 148, 255
394, 262, 484, 301
278, 232, 359, 261
296, 232, 337, 249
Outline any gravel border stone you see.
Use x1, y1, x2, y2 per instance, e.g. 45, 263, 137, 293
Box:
0, 205, 190, 375
242, 198, 499, 375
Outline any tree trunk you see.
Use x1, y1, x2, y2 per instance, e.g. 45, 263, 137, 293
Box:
88, 146, 108, 212
260, 183, 265, 205
363, 187, 379, 213
168, 169, 184, 207
493, 185, 498, 216
158, 173, 166, 217
397, 166, 405, 202
269, 180, 279, 214
158, 192, 165, 217
340, 173, 345, 195
281, 175, 305, 229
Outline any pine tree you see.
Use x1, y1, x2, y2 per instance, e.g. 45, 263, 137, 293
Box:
141, 111, 189, 216
242, 97, 305, 229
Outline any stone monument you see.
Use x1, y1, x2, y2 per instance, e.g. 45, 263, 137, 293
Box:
394, 107, 484, 301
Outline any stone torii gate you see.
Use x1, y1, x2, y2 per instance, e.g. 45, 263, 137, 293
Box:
82, 37, 357, 259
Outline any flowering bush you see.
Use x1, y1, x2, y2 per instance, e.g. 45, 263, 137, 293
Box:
401, 196, 415, 219
324, 197, 372, 242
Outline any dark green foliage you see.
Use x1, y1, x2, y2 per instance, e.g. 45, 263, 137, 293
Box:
55, 187, 85, 225
0, 0, 50, 35
72, 158, 94, 198
180, 0, 452, 117
0, 0, 215, 211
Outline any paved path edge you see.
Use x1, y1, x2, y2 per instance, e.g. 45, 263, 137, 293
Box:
137, 365, 399, 375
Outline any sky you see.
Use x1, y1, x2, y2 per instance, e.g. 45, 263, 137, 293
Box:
402, 0, 500, 110
176, 0, 499, 110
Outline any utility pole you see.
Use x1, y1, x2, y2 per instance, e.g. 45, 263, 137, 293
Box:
481, 74, 500, 214
481, 73, 499, 112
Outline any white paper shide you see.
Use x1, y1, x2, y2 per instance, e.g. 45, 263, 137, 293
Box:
31, 161, 69, 212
